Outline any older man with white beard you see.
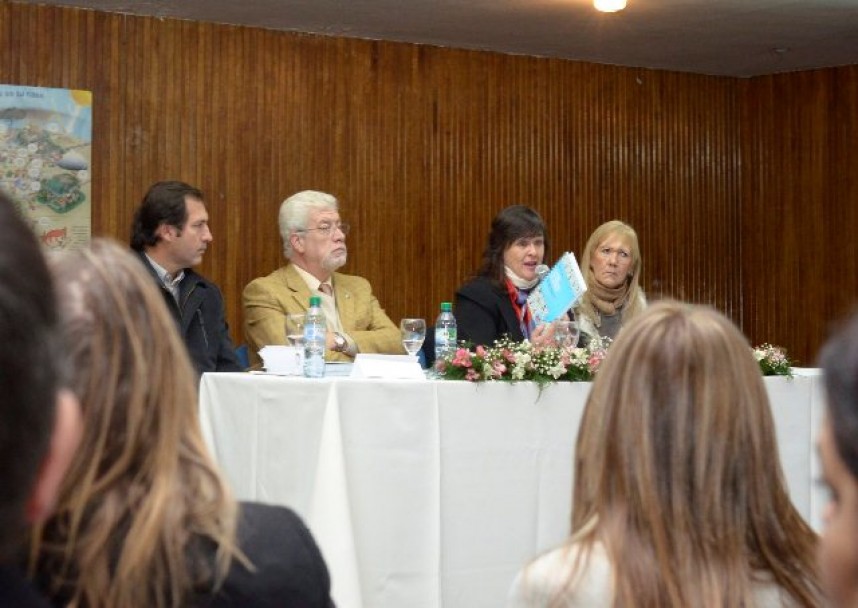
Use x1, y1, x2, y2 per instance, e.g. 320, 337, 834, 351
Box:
242, 190, 400, 367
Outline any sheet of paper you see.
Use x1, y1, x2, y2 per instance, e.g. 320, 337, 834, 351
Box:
351, 354, 426, 380
259, 345, 305, 375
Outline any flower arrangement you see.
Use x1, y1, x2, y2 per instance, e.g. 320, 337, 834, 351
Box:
434, 336, 611, 386
435, 336, 792, 385
753, 343, 793, 377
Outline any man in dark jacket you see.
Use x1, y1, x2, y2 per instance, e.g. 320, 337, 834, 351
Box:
131, 181, 242, 373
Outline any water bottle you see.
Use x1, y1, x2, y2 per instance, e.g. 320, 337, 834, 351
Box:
303, 296, 326, 378
434, 302, 457, 361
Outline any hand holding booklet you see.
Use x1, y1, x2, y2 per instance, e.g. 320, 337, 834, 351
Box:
527, 252, 588, 326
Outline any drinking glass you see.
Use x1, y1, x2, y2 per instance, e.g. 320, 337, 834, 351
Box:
400, 318, 426, 357
285, 313, 306, 347
553, 319, 579, 349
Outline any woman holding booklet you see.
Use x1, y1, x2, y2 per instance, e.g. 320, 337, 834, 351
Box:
455, 205, 564, 348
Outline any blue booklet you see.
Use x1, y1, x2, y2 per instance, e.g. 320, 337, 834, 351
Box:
527, 252, 587, 325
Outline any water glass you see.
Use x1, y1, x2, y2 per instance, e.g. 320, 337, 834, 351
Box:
553, 319, 579, 349
285, 313, 306, 347
400, 318, 426, 357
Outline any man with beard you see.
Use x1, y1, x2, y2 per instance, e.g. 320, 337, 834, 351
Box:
131, 181, 243, 373
242, 190, 399, 367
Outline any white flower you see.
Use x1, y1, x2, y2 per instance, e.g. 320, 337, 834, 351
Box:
548, 362, 567, 379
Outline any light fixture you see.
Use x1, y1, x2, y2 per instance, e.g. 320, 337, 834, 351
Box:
594, 0, 627, 12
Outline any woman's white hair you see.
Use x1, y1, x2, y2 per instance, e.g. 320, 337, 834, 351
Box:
278, 190, 339, 259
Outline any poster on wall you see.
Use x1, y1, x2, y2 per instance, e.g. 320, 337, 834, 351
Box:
0, 84, 92, 250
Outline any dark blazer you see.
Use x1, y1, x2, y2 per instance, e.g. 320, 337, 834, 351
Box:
136, 252, 242, 374
0, 565, 53, 607
202, 502, 334, 608
33, 503, 332, 608
455, 276, 524, 347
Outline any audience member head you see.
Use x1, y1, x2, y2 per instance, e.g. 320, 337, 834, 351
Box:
130, 180, 212, 274
477, 205, 548, 285
569, 300, 821, 606
278, 190, 348, 280
818, 310, 858, 607
31, 239, 239, 607
0, 191, 79, 562
578, 219, 644, 326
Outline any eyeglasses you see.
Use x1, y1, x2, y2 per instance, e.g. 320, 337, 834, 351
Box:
298, 222, 350, 237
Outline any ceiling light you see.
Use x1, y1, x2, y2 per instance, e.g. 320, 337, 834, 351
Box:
594, 0, 627, 12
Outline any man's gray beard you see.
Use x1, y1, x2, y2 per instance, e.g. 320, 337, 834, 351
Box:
322, 253, 347, 272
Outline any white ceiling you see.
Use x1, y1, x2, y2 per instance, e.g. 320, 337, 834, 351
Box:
18, 0, 858, 77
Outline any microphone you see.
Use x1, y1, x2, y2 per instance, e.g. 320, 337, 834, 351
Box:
536, 264, 550, 282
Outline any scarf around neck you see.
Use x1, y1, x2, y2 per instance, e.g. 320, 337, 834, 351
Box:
588, 278, 630, 320
504, 266, 540, 290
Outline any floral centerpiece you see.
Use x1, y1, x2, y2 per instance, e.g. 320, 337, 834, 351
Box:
434, 336, 793, 385
753, 343, 793, 377
434, 336, 611, 387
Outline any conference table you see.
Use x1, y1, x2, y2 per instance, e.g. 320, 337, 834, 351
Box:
199, 369, 825, 608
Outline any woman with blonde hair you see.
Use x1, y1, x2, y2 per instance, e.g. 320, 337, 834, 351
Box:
30, 239, 332, 607
575, 220, 645, 342
509, 301, 822, 607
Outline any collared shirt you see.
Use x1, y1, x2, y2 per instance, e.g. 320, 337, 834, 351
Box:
145, 254, 184, 304
293, 265, 357, 355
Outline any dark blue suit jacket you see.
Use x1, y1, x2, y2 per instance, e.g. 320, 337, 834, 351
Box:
137, 252, 242, 374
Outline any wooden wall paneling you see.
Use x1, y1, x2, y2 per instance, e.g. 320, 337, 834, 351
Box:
740, 66, 858, 364
12, 2, 852, 364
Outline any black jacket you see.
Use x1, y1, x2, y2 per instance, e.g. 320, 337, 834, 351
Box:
455, 276, 525, 347
455, 275, 580, 349
203, 502, 334, 607
32, 503, 333, 608
137, 252, 242, 374
0, 565, 53, 608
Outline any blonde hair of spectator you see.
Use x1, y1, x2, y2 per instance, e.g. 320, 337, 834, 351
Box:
30, 239, 245, 608
565, 300, 822, 606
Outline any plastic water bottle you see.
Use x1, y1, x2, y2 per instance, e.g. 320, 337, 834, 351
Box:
434, 302, 457, 361
303, 296, 326, 378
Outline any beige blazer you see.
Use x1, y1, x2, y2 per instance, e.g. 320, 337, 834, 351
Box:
242, 263, 400, 366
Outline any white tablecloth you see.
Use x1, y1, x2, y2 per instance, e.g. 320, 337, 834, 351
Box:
199, 370, 824, 608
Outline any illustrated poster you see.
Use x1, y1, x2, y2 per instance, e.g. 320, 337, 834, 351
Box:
0, 85, 92, 250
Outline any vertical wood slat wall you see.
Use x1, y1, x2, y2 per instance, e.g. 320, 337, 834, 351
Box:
740, 67, 858, 363
1, 3, 853, 364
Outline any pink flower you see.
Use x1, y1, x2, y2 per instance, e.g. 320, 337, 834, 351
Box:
502, 349, 516, 363
475, 345, 488, 358
588, 352, 606, 372
465, 368, 480, 381
491, 361, 507, 376
434, 360, 448, 373
452, 348, 473, 368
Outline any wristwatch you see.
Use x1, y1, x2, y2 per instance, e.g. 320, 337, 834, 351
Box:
333, 332, 347, 353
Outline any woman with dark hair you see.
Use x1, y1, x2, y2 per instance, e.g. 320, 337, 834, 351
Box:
29, 240, 333, 608
818, 310, 858, 607
455, 205, 557, 347
509, 301, 822, 607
